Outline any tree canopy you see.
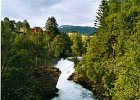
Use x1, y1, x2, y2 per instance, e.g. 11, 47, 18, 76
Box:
75, 0, 140, 99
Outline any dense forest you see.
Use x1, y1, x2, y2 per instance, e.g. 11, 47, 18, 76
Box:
1, 16, 87, 99
74, 0, 140, 99
1, 0, 140, 100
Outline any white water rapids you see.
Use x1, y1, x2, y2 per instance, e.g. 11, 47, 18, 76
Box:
52, 59, 95, 100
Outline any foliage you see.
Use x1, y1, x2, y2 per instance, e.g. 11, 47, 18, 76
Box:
1, 17, 71, 100
51, 33, 72, 58
45, 16, 60, 39
59, 25, 97, 34
75, 0, 140, 99
70, 33, 84, 57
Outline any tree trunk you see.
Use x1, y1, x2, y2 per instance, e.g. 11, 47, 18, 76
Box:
1, 51, 9, 73
36, 55, 38, 67
44, 58, 46, 66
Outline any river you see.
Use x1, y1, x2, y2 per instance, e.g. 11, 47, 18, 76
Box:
52, 59, 95, 100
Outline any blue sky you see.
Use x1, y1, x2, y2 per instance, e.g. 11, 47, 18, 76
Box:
2, 0, 101, 27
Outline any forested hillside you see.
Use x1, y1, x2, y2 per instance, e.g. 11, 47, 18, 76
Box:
59, 25, 97, 34
74, 0, 140, 99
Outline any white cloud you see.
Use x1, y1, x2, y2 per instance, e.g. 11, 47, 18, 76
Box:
1, 0, 101, 27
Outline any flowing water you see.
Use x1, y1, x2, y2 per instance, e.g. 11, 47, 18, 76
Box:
52, 59, 95, 100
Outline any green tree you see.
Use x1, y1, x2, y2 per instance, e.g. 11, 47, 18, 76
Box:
22, 19, 30, 33
71, 33, 83, 58
60, 33, 72, 57
45, 17, 60, 39
1, 17, 62, 100
50, 33, 72, 58
75, 0, 140, 99
94, 0, 109, 28
3, 17, 15, 32
16, 21, 23, 32
51, 35, 63, 58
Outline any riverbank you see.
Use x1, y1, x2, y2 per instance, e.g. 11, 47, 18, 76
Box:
68, 72, 110, 100
34, 66, 61, 100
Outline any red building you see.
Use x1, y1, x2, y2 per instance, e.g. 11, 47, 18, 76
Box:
33, 27, 43, 33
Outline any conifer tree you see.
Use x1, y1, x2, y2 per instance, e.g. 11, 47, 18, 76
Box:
75, 0, 140, 99
45, 17, 60, 38
94, 0, 109, 28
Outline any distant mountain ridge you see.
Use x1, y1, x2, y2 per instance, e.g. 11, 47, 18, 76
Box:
58, 25, 97, 34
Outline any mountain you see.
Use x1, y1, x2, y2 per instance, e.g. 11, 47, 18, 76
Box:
59, 25, 97, 34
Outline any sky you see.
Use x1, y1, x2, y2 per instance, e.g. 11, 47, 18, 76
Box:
1, 0, 101, 27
